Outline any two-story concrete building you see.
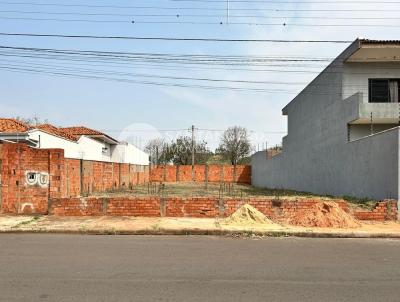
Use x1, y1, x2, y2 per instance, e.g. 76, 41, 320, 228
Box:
252, 39, 400, 206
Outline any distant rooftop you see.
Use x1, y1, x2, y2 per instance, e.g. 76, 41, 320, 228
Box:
60, 126, 118, 144
34, 124, 78, 142
0, 118, 29, 133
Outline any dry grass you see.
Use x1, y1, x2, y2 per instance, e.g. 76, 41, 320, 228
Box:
93, 182, 315, 199
90, 182, 378, 210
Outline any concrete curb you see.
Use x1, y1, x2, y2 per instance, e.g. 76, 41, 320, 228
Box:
1, 228, 400, 238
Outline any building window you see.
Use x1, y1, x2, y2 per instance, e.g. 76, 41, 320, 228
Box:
369, 79, 400, 103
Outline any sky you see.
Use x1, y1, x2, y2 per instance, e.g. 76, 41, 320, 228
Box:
0, 0, 399, 151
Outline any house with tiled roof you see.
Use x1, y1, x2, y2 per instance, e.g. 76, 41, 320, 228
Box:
59, 126, 120, 161
0, 118, 149, 165
0, 118, 36, 146
59, 126, 118, 144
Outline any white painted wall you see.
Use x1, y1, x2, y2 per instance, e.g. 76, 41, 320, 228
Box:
27, 129, 149, 165
28, 130, 81, 158
77, 136, 106, 161
111, 143, 149, 165
343, 62, 400, 103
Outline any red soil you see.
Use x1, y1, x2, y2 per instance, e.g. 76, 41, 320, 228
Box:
287, 201, 361, 228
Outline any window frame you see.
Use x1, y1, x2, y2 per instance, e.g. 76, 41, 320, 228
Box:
369, 78, 400, 103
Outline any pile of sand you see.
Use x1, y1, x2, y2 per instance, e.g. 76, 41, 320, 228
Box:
287, 201, 361, 228
223, 204, 274, 226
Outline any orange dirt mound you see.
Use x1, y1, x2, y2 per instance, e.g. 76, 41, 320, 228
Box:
223, 204, 274, 226
287, 201, 361, 228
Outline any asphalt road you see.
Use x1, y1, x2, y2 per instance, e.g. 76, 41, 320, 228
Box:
0, 235, 400, 302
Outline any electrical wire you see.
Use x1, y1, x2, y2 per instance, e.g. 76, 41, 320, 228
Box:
1, 1, 399, 12
1, 16, 399, 27
0, 32, 353, 43
1, 9, 399, 20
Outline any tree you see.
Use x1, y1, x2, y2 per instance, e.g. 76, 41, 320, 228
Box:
15, 115, 48, 126
169, 136, 210, 165
145, 138, 172, 165
217, 126, 251, 165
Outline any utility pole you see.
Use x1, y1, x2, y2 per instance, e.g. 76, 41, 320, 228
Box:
191, 125, 195, 181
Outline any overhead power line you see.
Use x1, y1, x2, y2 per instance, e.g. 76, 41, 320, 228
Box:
0, 45, 334, 61
1, 1, 399, 12
0, 32, 353, 43
1, 16, 398, 27
0, 65, 294, 93
1, 10, 399, 20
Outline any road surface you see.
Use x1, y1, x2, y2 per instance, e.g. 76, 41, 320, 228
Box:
0, 235, 399, 301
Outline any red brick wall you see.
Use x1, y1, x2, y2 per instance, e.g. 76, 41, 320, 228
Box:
194, 165, 206, 182
178, 165, 192, 181
0, 143, 149, 214
353, 200, 398, 221
49, 196, 398, 222
64, 159, 81, 197
50, 197, 160, 217
149, 165, 251, 184
0, 144, 64, 214
51, 197, 104, 216
165, 197, 218, 218
107, 197, 160, 217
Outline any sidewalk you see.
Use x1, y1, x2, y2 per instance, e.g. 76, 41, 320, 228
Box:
1, 215, 400, 238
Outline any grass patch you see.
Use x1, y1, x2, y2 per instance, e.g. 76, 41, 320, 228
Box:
342, 195, 377, 210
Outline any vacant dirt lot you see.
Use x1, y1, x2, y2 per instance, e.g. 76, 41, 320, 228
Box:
90, 182, 377, 210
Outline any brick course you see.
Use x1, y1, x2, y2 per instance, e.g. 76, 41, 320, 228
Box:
353, 200, 398, 221
149, 165, 251, 184
49, 196, 398, 222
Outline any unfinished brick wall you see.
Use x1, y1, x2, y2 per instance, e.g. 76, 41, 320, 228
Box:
49, 196, 398, 222
107, 197, 160, 217
353, 200, 398, 221
149, 165, 251, 184
165, 197, 219, 218
0, 143, 149, 214
0, 143, 64, 214
64, 160, 149, 198
64, 159, 81, 198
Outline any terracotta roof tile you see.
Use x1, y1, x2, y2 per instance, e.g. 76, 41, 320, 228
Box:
59, 126, 105, 137
60, 126, 118, 143
0, 118, 29, 133
360, 39, 400, 45
34, 124, 78, 142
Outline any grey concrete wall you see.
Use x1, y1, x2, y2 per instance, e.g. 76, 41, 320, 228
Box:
252, 127, 399, 200
349, 124, 397, 141
252, 40, 400, 202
